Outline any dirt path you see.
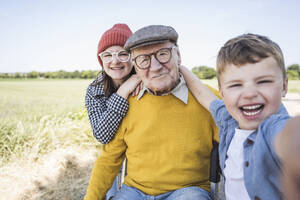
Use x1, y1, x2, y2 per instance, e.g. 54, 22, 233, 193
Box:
283, 93, 300, 116
0, 147, 98, 200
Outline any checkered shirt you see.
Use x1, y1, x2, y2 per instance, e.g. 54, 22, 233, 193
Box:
85, 74, 129, 144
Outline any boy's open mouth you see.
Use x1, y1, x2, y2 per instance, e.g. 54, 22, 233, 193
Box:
240, 104, 264, 116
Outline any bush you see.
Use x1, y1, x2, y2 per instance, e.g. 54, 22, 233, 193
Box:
287, 64, 300, 75
27, 71, 40, 78
192, 66, 216, 79
287, 70, 299, 80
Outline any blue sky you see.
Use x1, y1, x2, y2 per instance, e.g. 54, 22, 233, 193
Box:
1, 0, 299, 72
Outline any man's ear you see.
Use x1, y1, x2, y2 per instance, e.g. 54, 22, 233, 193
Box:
133, 65, 139, 74
176, 48, 181, 65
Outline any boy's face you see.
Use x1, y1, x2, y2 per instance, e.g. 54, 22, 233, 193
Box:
219, 57, 288, 130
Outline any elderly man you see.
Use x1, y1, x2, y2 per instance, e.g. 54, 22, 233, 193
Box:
84, 25, 218, 200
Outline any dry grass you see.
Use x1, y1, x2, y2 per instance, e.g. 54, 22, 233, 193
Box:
0, 147, 99, 200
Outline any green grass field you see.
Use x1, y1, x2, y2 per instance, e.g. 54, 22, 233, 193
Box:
287, 80, 300, 94
0, 79, 299, 166
0, 79, 100, 166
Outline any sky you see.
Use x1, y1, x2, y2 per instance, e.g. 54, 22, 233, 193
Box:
0, 0, 300, 73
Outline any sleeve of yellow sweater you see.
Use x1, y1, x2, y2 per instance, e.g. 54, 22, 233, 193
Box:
84, 126, 127, 200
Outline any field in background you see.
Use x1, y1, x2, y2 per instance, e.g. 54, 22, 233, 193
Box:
0, 79, 100, 165
0, 79, 100, 200
0, 79, 299, 200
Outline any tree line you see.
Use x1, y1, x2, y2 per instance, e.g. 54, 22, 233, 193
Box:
0, 70, 100, 79
0, 64, 299, 80
191, 64, 300, 80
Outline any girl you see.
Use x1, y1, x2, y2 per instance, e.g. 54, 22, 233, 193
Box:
85, 23, 141, 200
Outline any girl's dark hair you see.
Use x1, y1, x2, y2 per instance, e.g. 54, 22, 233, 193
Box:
93, 67, 136, 97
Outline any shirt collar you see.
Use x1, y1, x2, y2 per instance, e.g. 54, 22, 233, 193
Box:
245, 103, 289, 143
137, 74, 188, 104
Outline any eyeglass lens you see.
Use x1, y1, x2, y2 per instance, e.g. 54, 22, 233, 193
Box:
135, 47, 173, 69
100, 51, 130, 63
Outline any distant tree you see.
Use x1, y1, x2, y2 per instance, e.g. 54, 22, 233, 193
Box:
71, 70, 81, 79
27, 71, 39, 78
1, 69, 107, 79
0, 73, 9, 78
39, 72, 45, 78
51, 72, 59, 79
287, 64, 300, 72
287, 70, 299, 80
14, 72, 23, 79
93, 70, 100, 78
44, 72, 51, 79
56, 70, 70, 79
80, 70, 92, 79
81, 70, 98, 79
192, 66, 216, 79
287, 64, 300, 76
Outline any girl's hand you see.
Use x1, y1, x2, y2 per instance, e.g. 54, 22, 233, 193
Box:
131, 81, 143, 97
117, 75, 141, 99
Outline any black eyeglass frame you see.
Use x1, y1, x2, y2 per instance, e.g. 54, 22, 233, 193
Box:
132, 46, 176, 69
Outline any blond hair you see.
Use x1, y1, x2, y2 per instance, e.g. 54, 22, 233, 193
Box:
217, 33, 286, 83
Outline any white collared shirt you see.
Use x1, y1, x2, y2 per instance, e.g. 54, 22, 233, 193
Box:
137, 74, 188, 104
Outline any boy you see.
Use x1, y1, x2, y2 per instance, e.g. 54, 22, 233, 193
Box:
180, 33, 290, 199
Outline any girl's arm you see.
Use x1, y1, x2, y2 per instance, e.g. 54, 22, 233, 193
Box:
117, 74, 141, 98
85, 75, 140, 144
180, 66, 218, 110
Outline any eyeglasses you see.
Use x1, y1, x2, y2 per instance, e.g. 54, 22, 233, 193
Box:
99, 50, 131, 64
133, 46, 176, 69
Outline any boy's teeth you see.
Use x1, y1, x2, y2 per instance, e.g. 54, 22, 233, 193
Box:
242, 105, 261, 110
243, 110, 261, 116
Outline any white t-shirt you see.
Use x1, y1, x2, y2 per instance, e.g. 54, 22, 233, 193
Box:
224, 128, 254, 200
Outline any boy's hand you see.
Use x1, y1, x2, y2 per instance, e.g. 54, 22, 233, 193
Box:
275, 116, 300, 200
179, 65, 218, 111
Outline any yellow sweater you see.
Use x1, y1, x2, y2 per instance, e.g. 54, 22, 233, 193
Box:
85, 91, 218, 200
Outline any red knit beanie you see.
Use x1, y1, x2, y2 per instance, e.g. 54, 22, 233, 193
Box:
97, 23, 132, 67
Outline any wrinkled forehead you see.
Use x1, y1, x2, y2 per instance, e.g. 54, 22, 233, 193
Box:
132, 41, 174, 57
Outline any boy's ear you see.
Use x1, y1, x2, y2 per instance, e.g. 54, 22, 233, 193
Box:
219, 85, 225, 98
282, 76, 288, 97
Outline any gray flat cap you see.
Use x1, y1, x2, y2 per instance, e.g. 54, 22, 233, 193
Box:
124, 25, 178, 51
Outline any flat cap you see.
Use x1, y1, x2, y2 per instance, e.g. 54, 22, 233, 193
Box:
124, 25, 178, 51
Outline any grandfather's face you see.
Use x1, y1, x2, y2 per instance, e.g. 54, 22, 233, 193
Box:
132, 42, 181, 94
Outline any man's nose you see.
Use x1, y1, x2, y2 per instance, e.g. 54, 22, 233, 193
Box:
149, 55, 163, 71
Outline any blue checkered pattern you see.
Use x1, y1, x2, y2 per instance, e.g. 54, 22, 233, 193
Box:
85, 74, 129, 144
